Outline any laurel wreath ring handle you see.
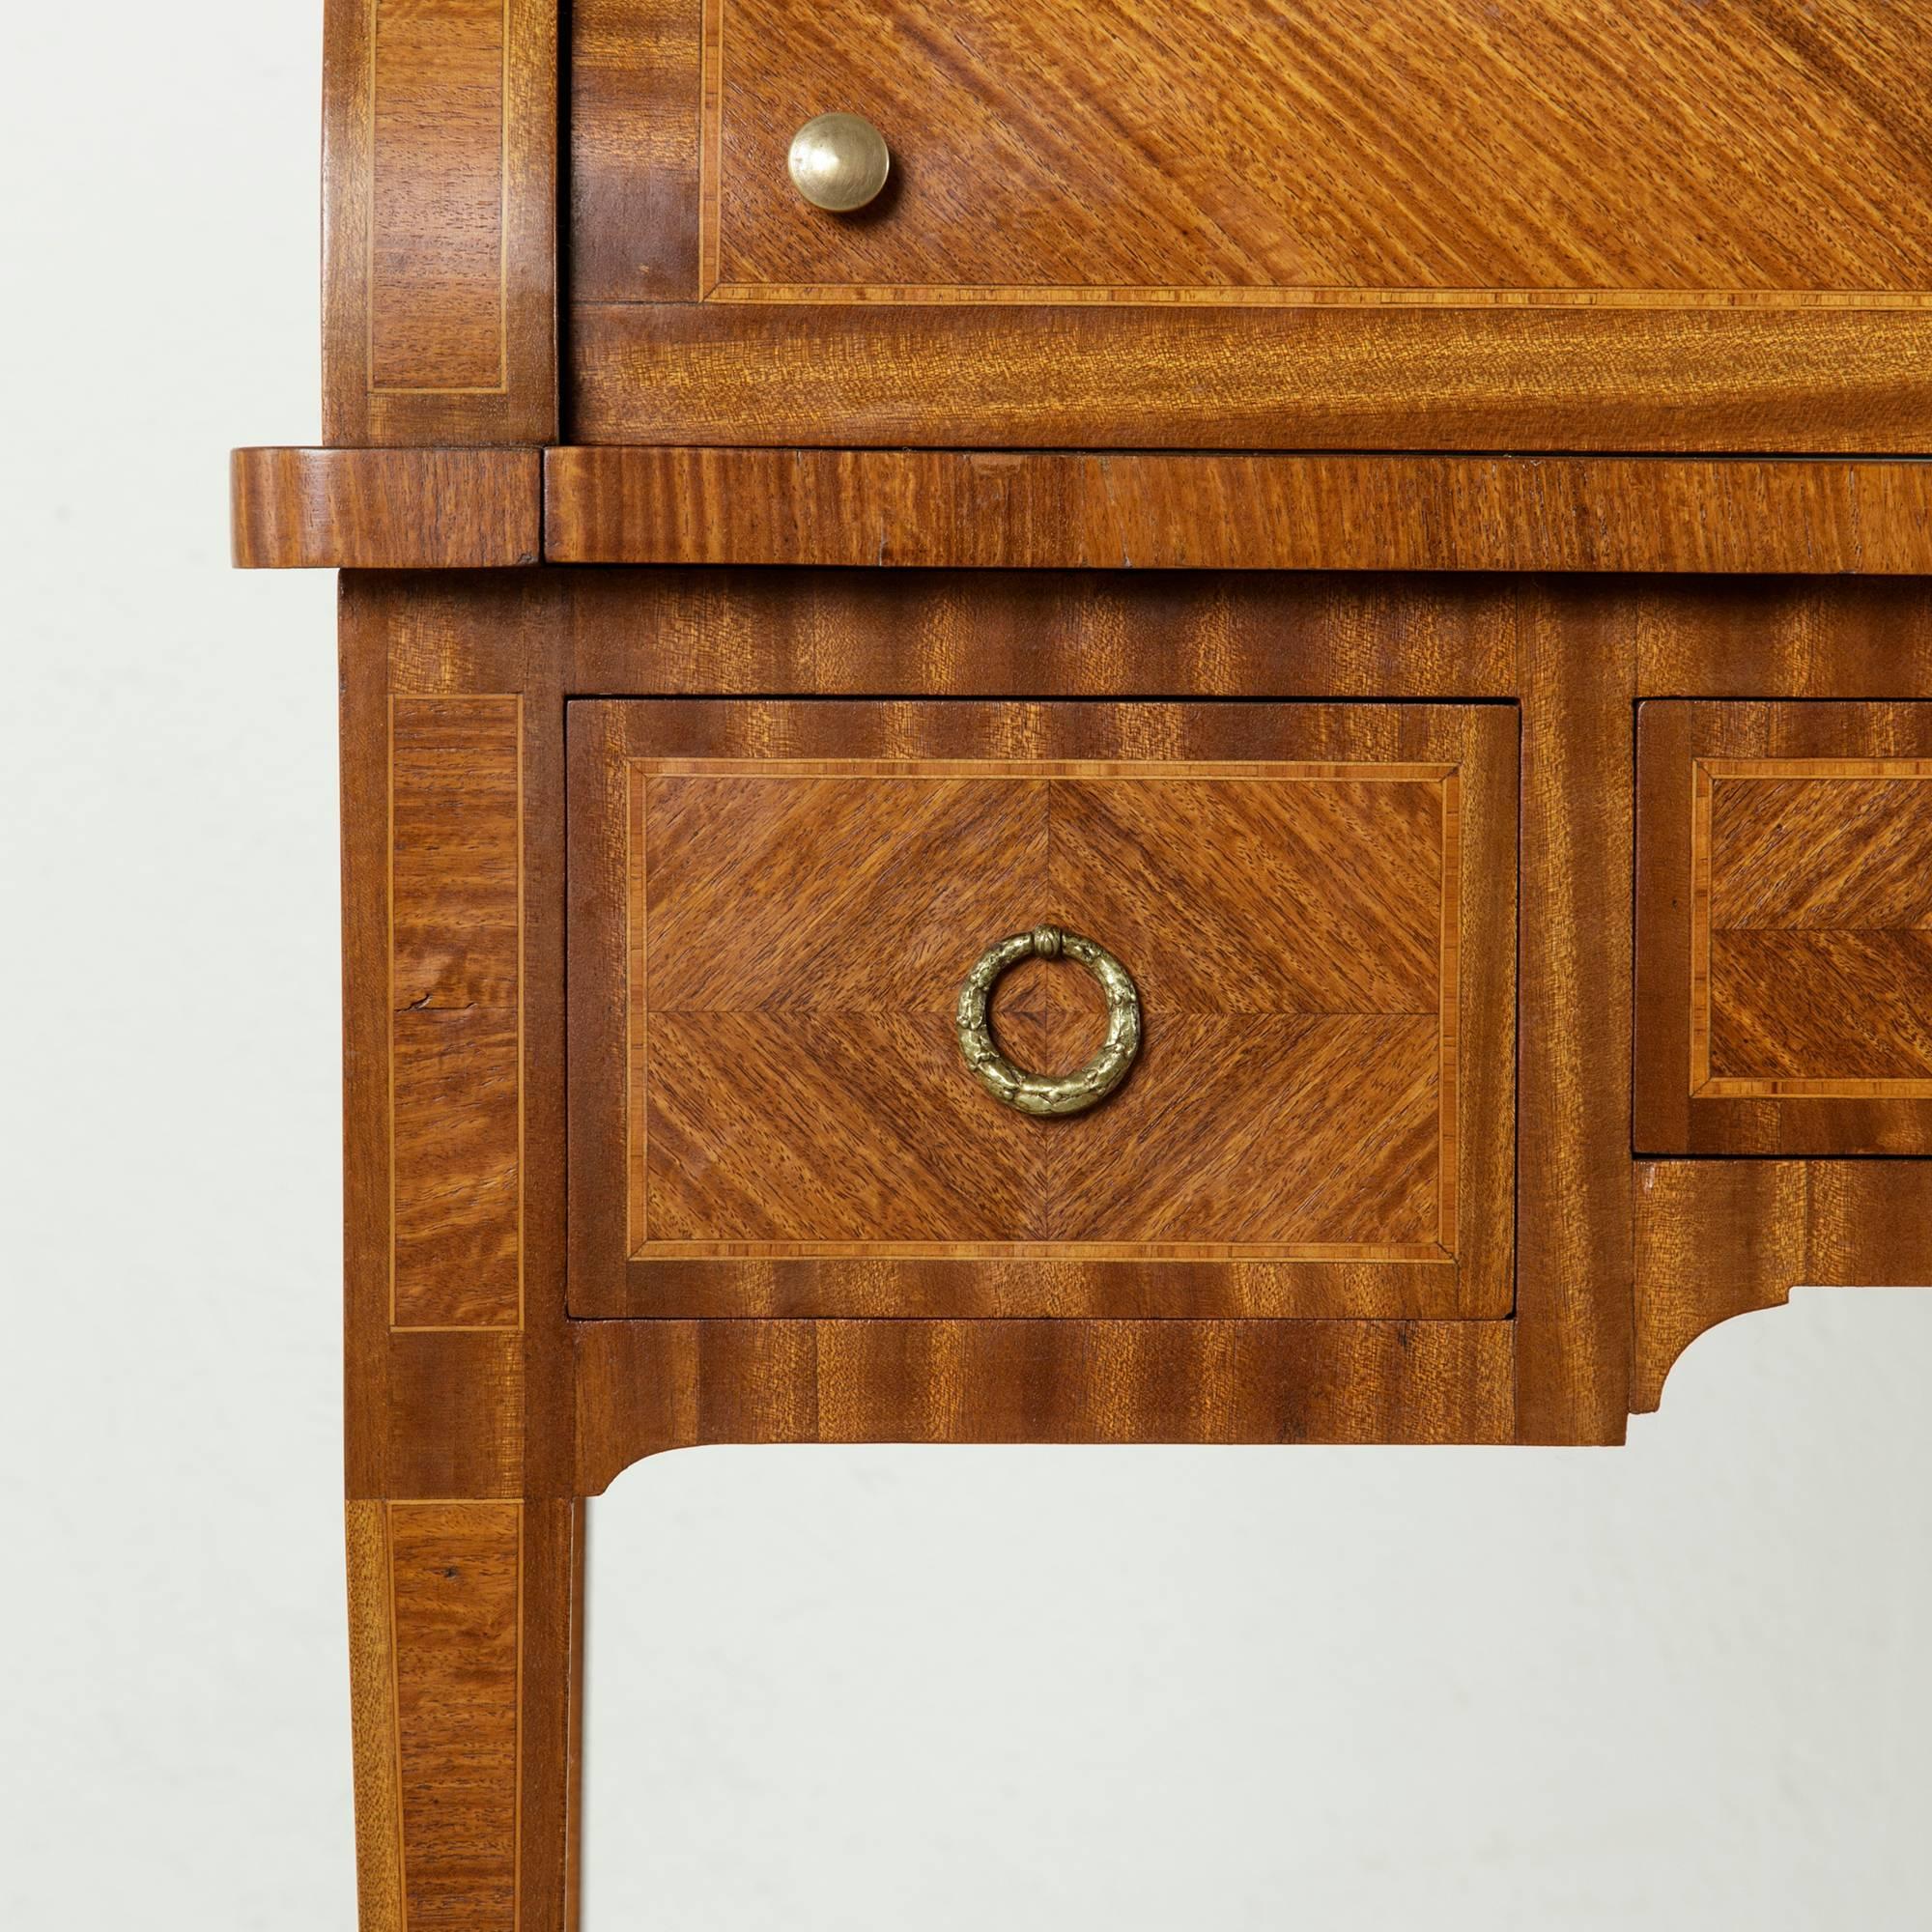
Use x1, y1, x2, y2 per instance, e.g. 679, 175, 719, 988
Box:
953, 924, 1142, 1118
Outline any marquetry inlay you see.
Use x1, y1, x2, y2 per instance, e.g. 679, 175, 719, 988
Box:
389, 695, 524, 1328
689, 0, 1932, 308
626, 755, 1464, 1264
349, 1501, 525, 1931
1690, 757, 1932, 1099
369, 0, 511, 391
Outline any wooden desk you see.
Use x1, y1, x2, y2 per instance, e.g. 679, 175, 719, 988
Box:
237, 3, 1932, 1922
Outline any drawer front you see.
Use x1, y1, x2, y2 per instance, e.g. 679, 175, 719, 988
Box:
571, 0, 1932, 449
568, 700, 1516, 1319
1636, 701, 1932, 1155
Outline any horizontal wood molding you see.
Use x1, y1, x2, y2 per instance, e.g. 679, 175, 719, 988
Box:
239, 450, 1932, 574
544, 449, 1932, 574
575, 1318, 1516, 1491
232, 448, 541, 568
570, 302, 1932, 453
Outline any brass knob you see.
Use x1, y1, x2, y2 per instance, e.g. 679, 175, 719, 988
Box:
787, 113, 891, 213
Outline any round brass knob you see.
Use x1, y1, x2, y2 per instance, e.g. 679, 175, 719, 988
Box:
787, 112, 891, 213
954, 925, 1142, 1118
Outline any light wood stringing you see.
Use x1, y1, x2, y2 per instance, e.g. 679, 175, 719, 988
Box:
325, 0, 556, 442
637, 0, 1932, 304
568, 697, 1516, 1322
348, 1501, 525, 1932
627, 755, 1463, 1263
571, 0, 1932, 449
1636, 701, 1932, 1155
390, 696, 525, 1329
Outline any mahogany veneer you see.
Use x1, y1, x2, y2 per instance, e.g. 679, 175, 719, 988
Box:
238, 0, 1932, 1923
566, 698, 1516, 1320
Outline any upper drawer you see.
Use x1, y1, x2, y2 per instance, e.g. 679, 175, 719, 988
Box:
1636, 700, 1932, 1156
570, 0, 1932, 449
566, 698, 1517, 1320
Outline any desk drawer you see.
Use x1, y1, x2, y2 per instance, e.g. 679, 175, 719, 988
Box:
1636, 700, 1932, 1155
567, 699, 1516, 1319
571, 0, 1932, 449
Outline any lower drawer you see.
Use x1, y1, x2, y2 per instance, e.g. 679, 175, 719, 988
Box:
566, 699, 1516, 1320
1636, 700, 1932, 1155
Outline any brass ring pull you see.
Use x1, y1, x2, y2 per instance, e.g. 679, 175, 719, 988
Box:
954, 924, 1142, 1117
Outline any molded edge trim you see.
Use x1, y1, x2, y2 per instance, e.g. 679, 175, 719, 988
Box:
543, 448, 1932, 574
231, 446, 543, 568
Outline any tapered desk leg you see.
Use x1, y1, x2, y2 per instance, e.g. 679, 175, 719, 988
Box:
341, 590, 584, 1926
347, 1498, 583, 1931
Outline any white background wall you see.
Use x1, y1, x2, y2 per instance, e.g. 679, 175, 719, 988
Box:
3, 6, 1929, 1927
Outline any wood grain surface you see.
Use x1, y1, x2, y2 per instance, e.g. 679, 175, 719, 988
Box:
324, 0, 557, 443
327, 565, 1932, 1916
1634, 579, 1932, 699
1633, 1162, 1805, 1413
342, 598, 573, 1507
581, 0, 1932, 304
231, 449, 542, 569
1637, 701, 1932, 1154
1512, 582, 1635, 1444
338, 566, 1932, 1478
568, 1, 1932, 448
390, 696, 525, 1328
569, 300, 1932, 451
567, 700, 1515, 1321
542, 449, 1932, 575
1634, 1161, 1932, 1409
346, 1500, 582, 1932
575, 1318, 1516, 1489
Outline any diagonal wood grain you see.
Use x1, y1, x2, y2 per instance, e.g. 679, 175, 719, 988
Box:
1047, 777, 1443, 1014
1707, 929, 1932, 1085
1699, 761, 1932, 1094
624, 741, 1466, 1271
566, 697, 1513, 1320
689, 0, 1932, 301
641, 772, 1047, 1011
1638, 704, 1932, 1151
1049, 1013, 1441, 1247
1709, 773, 1932, 930
641, 1009, 1051, 1243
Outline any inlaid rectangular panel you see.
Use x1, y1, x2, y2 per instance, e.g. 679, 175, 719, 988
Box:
391, 696, 524, 1328
370, 0, 508, 391
324, 0, 557, 441
349, 1501, 524, 1931
568, 700, 1516, 1320
1637, 701, 1932, 1154
569, 0, 1932, 448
